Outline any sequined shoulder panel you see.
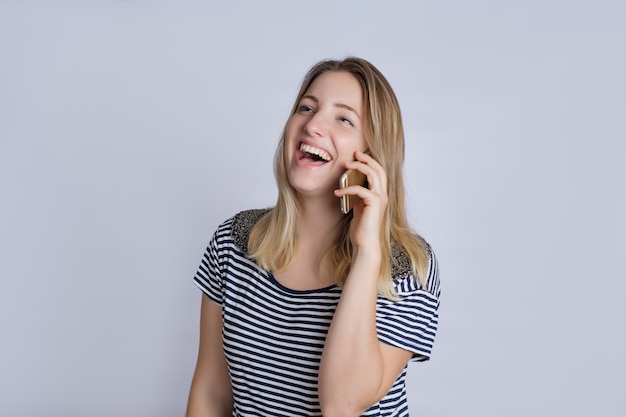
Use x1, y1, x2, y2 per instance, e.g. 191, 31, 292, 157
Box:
390, 243, 411, 280
390, 236, 431, 281
231, 208, 272, 253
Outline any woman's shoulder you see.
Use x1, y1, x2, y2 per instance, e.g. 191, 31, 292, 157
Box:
391, 236, 432, 278
217, 208, 272, 252
391, 235, 439, 295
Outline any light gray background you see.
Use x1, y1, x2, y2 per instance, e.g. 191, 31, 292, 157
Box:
1, 1, 624, 416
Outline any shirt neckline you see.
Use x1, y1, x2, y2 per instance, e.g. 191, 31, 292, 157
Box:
267, 271, 339, 294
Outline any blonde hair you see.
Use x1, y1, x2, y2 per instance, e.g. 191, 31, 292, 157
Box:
248, 57, 429, 299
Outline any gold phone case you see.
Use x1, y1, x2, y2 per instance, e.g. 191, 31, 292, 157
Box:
339, 169, 367, 214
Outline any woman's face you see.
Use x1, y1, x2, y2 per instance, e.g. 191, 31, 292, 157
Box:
283, 71, 368, 200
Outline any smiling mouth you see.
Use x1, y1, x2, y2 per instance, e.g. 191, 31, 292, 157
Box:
299, 143, 332, 162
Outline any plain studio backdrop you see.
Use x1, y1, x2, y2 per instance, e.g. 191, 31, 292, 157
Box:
0, 1, 624, 416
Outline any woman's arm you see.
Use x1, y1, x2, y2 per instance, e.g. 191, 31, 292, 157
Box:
318, 248, 413, 417
186, 295, 233, 417
320, 151, 413, 416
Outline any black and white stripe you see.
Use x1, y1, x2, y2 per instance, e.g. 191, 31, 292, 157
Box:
194, 214, 441, 416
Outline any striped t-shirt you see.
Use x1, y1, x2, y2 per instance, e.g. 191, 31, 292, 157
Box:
194, 209, 440, 416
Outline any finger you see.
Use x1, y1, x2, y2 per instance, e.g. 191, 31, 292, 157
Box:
342, 164, 379, 194
343, 160, 387, 194
334, 185, 383, 208
354, 149, 374, 163
353, 151, 387, 185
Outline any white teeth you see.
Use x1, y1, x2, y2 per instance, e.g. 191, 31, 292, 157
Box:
299, 143, 332, 162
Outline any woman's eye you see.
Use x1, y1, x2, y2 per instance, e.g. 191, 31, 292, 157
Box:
299, 105, 313, 113
340, 117, 354, 126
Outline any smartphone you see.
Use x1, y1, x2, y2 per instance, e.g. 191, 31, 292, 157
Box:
339, 168, 367, 214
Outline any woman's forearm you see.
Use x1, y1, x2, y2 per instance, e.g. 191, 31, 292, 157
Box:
318, 247, 384, 416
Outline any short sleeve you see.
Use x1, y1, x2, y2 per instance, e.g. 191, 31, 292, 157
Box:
376, 248, 441, 362
193, 223, 228, 307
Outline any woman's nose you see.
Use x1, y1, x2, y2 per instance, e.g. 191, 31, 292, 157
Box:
304, 112, 326, 137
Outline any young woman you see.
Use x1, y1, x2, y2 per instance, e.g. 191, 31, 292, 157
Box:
186, 57, 440, 417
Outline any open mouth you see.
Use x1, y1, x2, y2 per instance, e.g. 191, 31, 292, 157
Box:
299, 142, 332, 163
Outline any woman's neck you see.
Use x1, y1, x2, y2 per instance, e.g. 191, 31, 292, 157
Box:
295, 195, 344, 250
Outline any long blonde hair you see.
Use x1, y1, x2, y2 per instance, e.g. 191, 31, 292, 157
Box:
248, 57, 430, 298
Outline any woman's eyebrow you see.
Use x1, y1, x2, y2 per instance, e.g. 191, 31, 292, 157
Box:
335, 103, 360, 118
301, 94, 318, 103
